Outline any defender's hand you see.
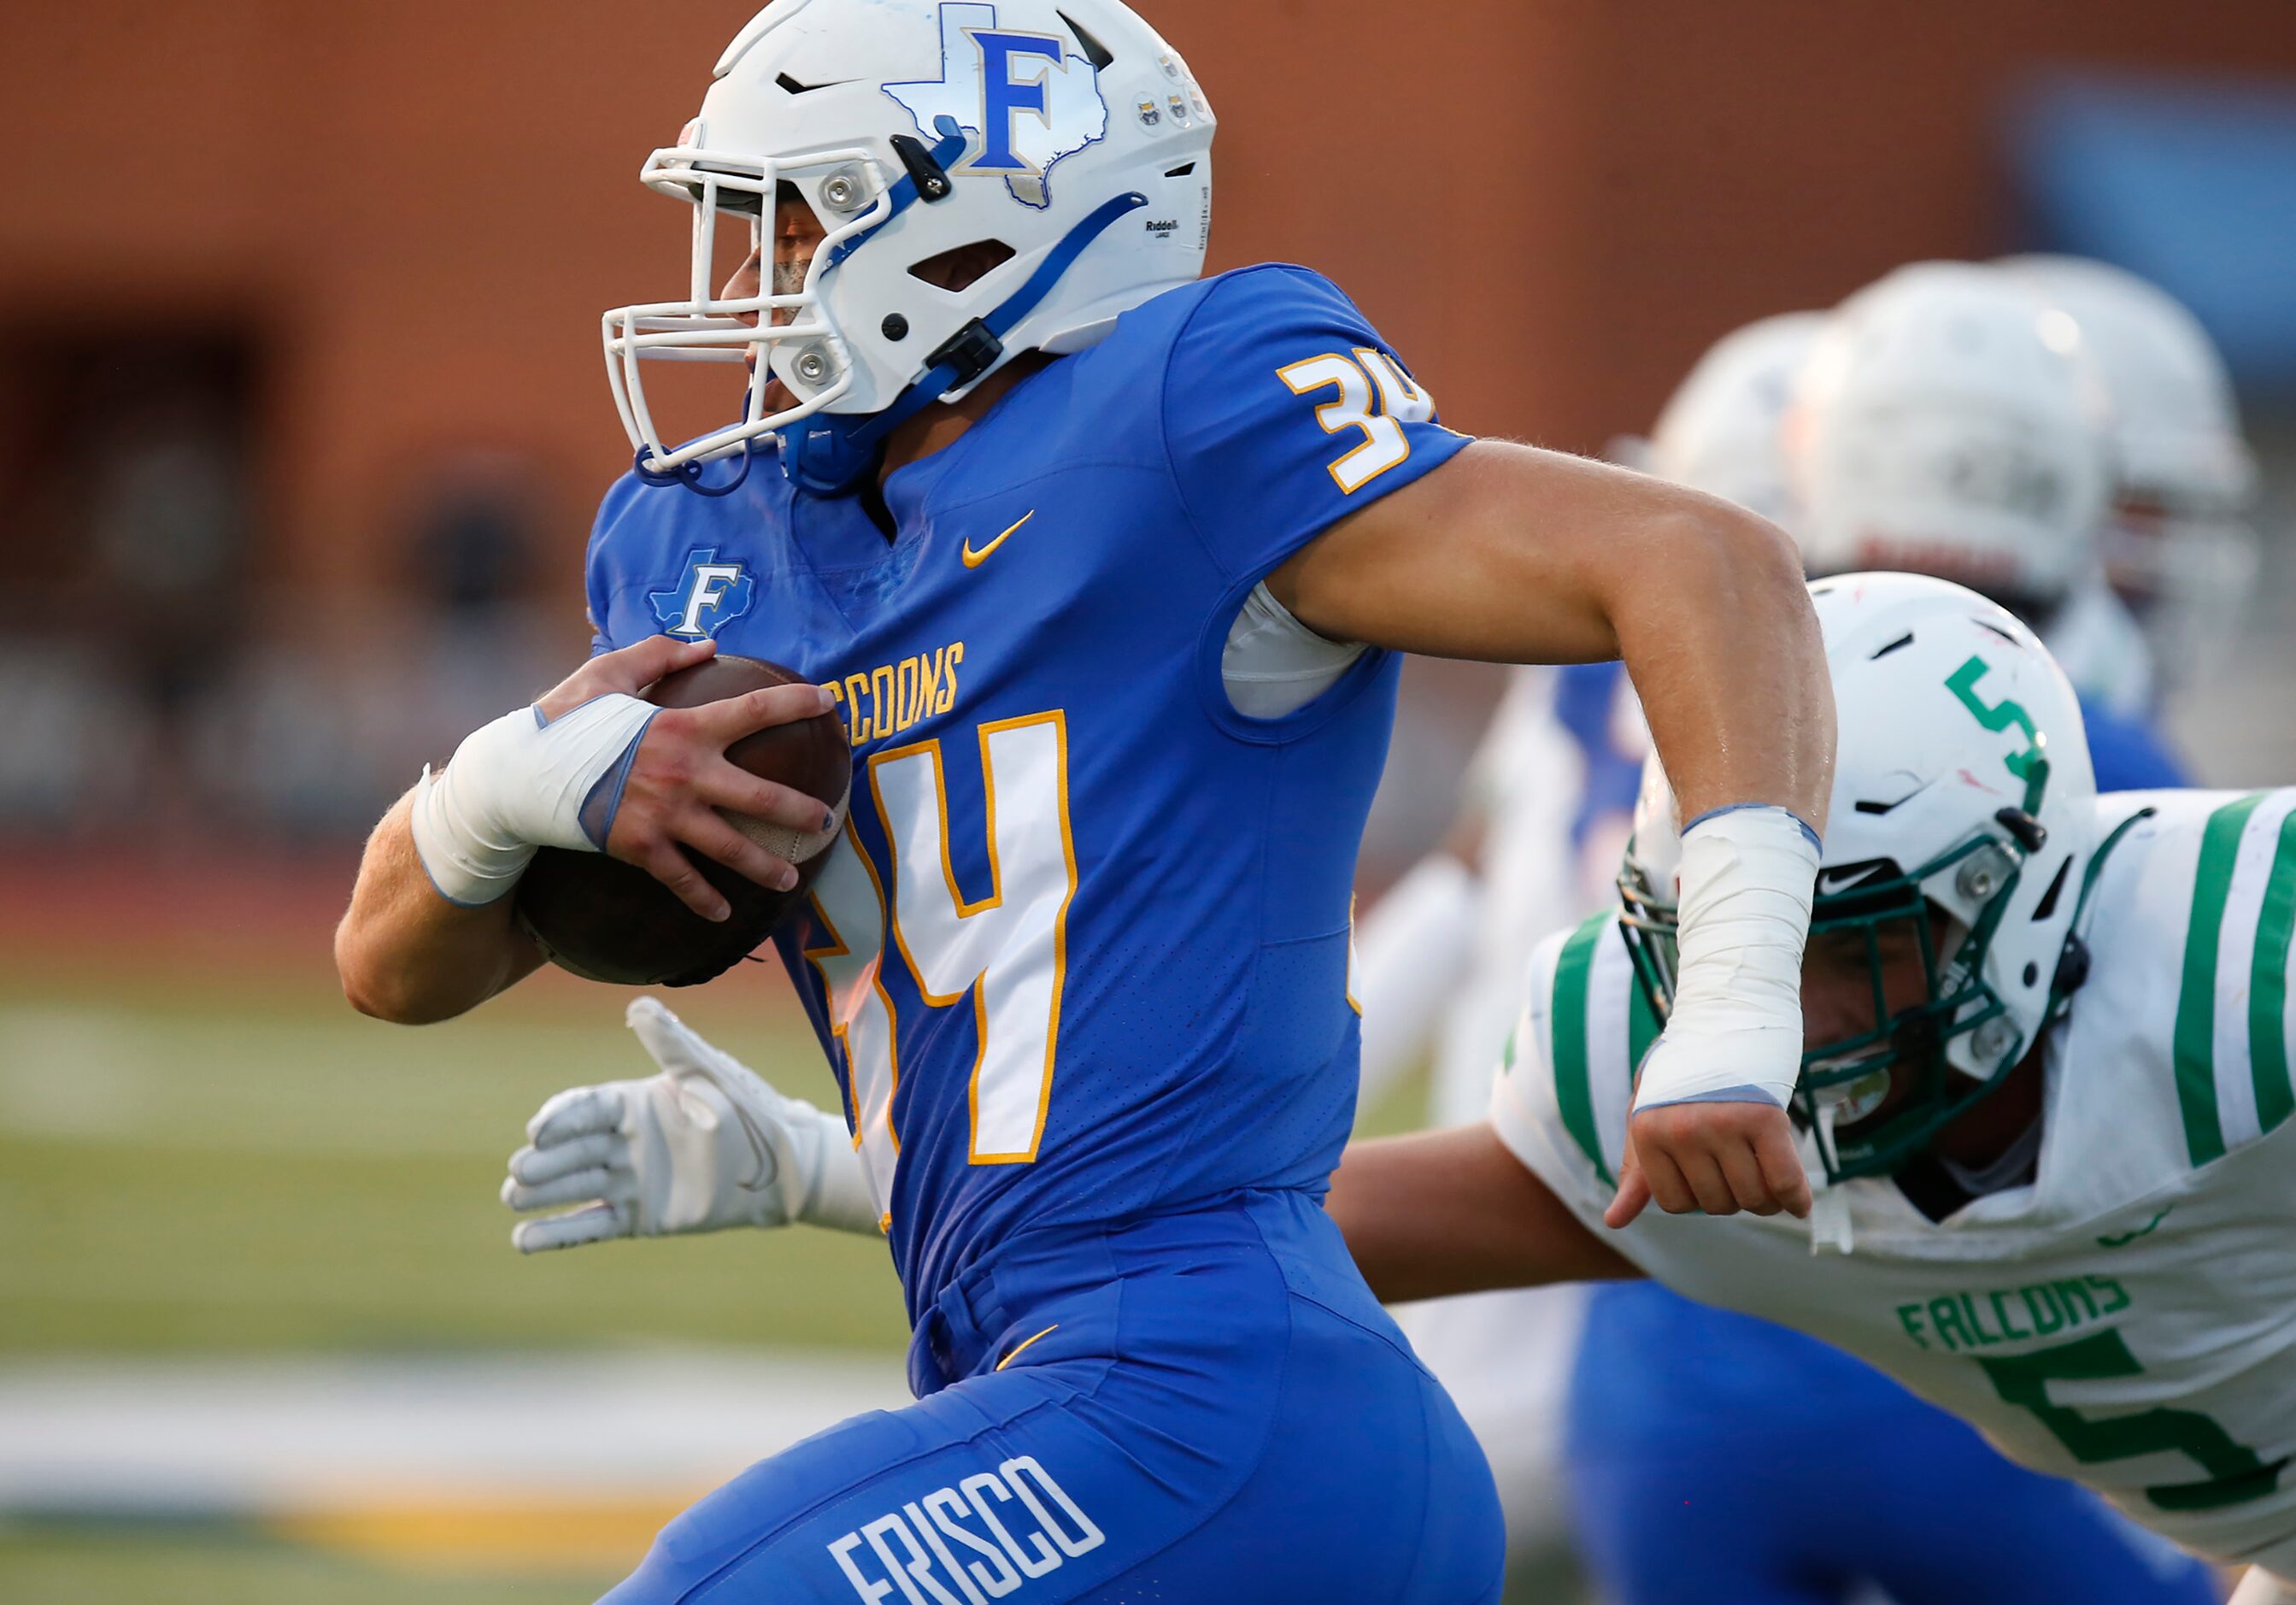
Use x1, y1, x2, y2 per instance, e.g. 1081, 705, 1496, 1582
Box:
541, 638, 838, 922
502, 997, 876, 1252
1606, 1101, 1810, 1227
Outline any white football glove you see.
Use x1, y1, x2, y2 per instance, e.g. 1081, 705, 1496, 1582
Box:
502, 997, 878, 1252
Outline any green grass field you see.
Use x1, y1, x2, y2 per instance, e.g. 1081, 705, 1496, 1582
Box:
0, 953, 1436, 1602
0, 963, 909, 1358
0, 1524, 622, 1605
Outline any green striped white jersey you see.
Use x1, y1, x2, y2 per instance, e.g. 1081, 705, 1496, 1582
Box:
1492, 789, 2296, 1572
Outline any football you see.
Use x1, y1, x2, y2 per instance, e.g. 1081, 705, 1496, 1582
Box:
514, 653, 851, 987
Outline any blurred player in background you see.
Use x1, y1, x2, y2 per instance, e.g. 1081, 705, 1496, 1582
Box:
338, 0, 1842, 1599
1331, 569, 2296, 1602
1996, 254, 2263, 697
1792, 260, 2182, 751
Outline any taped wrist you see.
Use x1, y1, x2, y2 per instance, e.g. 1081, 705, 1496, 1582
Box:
1633, 803, 1819, 1112
410, 695, 658, 907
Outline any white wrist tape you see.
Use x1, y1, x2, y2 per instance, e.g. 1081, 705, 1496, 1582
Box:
410, 694, 659, 906
1633, 803, 1819, 1112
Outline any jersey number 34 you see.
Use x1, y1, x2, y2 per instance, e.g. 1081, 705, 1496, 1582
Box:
1277, 347, 1436, 494
797, 713, 1078, 1226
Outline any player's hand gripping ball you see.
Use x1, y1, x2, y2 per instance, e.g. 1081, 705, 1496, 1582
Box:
516, 654, 852, 986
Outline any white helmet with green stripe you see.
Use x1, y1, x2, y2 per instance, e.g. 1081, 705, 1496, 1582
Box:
1619, 571, 2099, 1180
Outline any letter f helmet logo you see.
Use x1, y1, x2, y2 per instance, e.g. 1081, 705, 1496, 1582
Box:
884, 3, 1109, 209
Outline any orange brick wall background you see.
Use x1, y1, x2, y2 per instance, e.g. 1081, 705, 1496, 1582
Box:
4, 0, 2289, 612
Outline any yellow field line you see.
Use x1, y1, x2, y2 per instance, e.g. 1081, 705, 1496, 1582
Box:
267, 1494, 706, 1576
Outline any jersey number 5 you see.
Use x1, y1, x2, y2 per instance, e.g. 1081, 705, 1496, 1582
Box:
1277, 347, 1436, 494
1980, 1329, 2289, 1512
799, 714, 1078, 1226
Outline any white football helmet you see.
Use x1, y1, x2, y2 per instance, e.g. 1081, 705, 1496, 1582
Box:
602, 0, 1215, 492
1620, 573, 2101, 1181
1996, 254, 2259, 685
1790, 262, 2114, 614
1647, 310, 1824, 529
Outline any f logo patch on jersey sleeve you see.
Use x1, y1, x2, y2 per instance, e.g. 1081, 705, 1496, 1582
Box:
883, 3, 1108, 209
649, 549, 756, 639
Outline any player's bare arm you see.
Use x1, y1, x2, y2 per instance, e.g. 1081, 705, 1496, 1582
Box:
1267, 442, 1829, 830
335, 787, 549, 1024
1326, 1124, 1639, 1302
334, 633, 835, 1024
1271, 442, 1832, 1224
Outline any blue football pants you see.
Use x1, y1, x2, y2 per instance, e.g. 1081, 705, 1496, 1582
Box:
606, 1191, 1505, 1604
1566, 1284, 2219, 1605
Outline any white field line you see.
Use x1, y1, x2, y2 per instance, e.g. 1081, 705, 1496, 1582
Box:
0, 1349, 913, 1514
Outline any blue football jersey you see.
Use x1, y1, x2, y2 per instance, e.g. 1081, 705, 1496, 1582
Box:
2079, 696, 2188, 791
584, 263, 1468, 1329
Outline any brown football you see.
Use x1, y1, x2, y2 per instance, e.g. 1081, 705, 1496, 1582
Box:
514, 654, 852, 987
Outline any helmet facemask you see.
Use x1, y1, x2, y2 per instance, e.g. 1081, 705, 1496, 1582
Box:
1788, 831, 2031, 1182
2103, 487, 2261, 690
602, 130, 960, 490
1620, 767, 2050, 1187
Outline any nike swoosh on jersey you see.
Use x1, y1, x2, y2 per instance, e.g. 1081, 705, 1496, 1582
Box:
961, 510, 1032, 568
2096, 1204, 2173, 1248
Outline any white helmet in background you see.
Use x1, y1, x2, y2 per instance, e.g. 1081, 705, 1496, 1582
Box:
602, 0, 1216, 492
1995, 255, 2254, 510
1996, 254, 2260, 685
1646, 311, 1825, 528
1790, 262, 2114, 616
1619, 573, 2099, 1182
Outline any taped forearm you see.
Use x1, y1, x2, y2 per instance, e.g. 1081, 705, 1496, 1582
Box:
410, 695, 657, 905
1632, 804, 1818, 1111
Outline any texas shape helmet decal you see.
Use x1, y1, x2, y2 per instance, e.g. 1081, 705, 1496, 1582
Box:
884, 3, 1110, 209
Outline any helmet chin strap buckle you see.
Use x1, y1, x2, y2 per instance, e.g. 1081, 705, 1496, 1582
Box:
1993, 807, 2047, 852
927, 319, 1004, 390
2052, 933, 2092, 997
889, 131, 956, 203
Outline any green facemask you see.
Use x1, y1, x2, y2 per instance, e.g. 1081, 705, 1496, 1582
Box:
1618, 785, 2146, 1186
1620, 832, 2026, 1185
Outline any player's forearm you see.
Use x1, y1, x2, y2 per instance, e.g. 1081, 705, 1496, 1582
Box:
1271, 441, 1832, 832
335, 788, 544, 1025
1606, 494, 1832, 832
1326, 1125, 1639, 1302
